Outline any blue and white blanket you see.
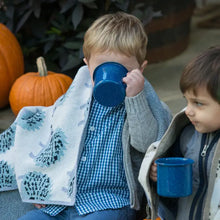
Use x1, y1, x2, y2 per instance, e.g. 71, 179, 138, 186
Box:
0, 65, 171, 205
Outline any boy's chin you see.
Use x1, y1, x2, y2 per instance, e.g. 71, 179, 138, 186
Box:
193, 124, 206, 133
195, 126, 216, 134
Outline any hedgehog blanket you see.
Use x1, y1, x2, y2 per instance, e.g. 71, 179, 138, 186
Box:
0, 65, 171, 206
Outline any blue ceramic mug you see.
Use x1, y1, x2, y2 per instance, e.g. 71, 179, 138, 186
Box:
93, 62, 128, 107
155, 157, 194, 198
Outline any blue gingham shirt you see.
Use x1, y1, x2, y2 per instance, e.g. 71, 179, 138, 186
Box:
42, 98, 129, 216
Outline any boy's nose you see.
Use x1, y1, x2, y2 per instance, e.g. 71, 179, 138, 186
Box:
185, 105, 194, 117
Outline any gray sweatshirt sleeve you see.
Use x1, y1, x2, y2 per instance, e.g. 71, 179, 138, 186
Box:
125, 90, 158, 153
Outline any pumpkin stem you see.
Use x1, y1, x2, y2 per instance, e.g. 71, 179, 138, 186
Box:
37, 57, 48, 76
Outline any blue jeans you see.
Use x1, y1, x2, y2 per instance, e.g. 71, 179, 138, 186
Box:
18, 206, 136, 220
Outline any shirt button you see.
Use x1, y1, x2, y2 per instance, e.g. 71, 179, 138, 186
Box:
89, 126, 95, 131
81, 156, 86, 162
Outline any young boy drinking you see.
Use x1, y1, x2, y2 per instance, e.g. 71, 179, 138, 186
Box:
139, 46, 220, 220
0, 12, 171, 220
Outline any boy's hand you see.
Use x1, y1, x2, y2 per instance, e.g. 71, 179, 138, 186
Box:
33, 203, 46, 209
122, 68, 145, 97
150, 160, 158, 182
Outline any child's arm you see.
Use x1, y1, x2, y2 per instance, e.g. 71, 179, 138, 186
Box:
123, 69, 159, 151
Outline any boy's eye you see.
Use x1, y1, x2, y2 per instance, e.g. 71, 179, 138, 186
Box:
194, 101, 203, 106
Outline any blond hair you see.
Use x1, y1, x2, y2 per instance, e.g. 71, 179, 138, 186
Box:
83, 12, 148, 65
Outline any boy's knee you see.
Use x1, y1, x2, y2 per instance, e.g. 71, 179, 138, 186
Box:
18, 209, 51, 220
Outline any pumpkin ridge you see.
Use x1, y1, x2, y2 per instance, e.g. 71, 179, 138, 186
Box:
0, 23, 24, 108
57, 74, 73, 92
0, 25, 24, 71
53, 74, 69, 94
35, 74, 45, 106
53, 73, 72, 94
49, 75, 61, 104
27, 74, 39, 106
21, 74, 37, 108
0, 24, 24, 81
17, 75, 31, 111
0, 51, 11, 104
0, 46, 13, 86
44, 74, 54, 106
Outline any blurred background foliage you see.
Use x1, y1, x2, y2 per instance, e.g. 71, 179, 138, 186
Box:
0, 0, 159, 77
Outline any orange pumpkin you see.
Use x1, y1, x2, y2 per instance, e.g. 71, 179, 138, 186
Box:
9, 57, 73, 115
0, 23, 24, 108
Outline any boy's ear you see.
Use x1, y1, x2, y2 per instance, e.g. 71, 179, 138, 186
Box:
140, 60, 148, 73
83, 58, 88, 66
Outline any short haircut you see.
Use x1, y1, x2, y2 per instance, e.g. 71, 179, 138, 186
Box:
180, 46, 220, 103
83, 11, 148, 65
